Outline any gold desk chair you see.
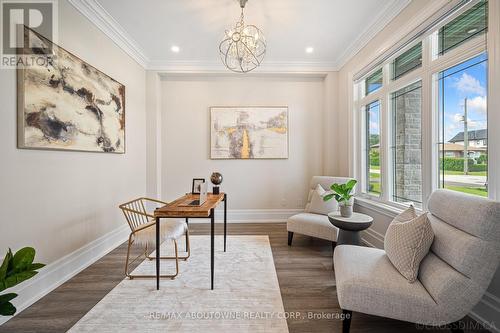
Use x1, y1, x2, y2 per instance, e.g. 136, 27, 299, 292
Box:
119, 197, 190, 279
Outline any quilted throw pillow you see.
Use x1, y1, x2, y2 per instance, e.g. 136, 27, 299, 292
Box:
384, 205, 434, 283
306, 184, 338, 215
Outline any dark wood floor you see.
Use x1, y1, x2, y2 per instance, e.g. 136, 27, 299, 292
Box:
0, 223, 488, 333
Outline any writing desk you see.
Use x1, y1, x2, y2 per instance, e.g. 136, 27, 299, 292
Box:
154, 193, 227, 290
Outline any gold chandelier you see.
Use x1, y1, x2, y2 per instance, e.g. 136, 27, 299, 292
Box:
219, 0, 266, 73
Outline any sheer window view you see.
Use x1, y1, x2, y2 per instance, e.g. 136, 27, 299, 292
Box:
438, 53, 488, 197
366, 101, 381, 196
438, 1, 488, 55
365, 68, 382, 95
391, 81, 423, 205
392, 42, 422, 80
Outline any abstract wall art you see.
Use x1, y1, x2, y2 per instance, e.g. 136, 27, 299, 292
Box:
17, 27, 125, 153
210, 106, 288, 159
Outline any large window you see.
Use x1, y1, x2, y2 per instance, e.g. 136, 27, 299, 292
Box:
438, 1, 488, 55
391, 81, 423, 205
365, 101, 381, 196
438, 53, 488, 197
354, 0, 490, 209
365, 68, 382, 95
392, 42, 422, 80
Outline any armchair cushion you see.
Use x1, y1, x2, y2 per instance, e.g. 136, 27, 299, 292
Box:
287, 213, 337, 242
334, 245, 443, 325
133, 219, 187, 246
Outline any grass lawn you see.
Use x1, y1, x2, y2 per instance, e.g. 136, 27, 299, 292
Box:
370, 172, 380, 179
369, 182, 381, 196
370, 165, 380, 170
444, 170, 487, 176
444, 185, 488, 197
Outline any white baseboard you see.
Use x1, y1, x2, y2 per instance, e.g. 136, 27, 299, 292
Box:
360, 218, 500, 333
188, 209, 303, 224
0, 224, 130, 326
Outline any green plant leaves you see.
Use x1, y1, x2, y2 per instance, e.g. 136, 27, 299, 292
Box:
0, 250, 12, 282
0, 300, 16, 316
12, 247, 35, 273
0, 247, 45, 311
328, 180, 358, 204
0, 293, 17, 304
0, 293, 18, 316
323, 193, 335, 202
0, 271, 38, 292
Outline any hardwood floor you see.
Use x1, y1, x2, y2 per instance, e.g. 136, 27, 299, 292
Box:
0, 223, 489, 333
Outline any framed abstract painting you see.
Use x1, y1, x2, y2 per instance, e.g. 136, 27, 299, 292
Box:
17, 27, 125, 153
210, 106, 288, 159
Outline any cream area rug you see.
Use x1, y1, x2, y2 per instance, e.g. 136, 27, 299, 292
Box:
69, 236, 289, 333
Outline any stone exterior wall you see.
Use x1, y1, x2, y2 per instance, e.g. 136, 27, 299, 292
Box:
394, 87, 422, 204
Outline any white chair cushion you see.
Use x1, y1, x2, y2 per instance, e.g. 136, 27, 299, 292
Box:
384, 206, 434, 282
306, 184, 338, 215
133, 219, 187, 246
334, 245, 444, 325
287, 213, 337, 241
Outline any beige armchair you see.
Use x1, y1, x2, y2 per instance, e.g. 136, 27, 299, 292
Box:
287, 176, 355, 247
119, 197, 190, 279
334, 190, 500, 332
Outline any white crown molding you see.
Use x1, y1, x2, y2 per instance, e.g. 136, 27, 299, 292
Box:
147, 60, 339, 73
68, 0, 149, 68
68, 0, 411, 72
334, 0, 412, 70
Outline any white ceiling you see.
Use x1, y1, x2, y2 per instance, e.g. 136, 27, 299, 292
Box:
71, 0, 411, 71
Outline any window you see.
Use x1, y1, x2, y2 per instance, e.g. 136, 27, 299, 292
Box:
365, 101, 381, 196
438, 1, 488, 55
353, 0, 491, 209
392, 42, 422, 80
391, 81, 423, 205
365, 68, 382, 95
438, 53, 488, 197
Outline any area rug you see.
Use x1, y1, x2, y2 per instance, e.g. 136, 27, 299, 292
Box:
69, 235, 289, 332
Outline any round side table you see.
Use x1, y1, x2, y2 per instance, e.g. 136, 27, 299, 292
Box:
328, 212, 373, 246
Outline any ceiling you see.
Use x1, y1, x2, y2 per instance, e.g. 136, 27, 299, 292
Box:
70, 0, 411, 71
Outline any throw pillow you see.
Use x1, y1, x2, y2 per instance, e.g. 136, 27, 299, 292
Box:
307, 184, 338, 215
384, 206, 434, 283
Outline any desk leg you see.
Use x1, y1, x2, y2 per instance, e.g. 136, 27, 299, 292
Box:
224, 193, 227, 252
185, 218, 189, 252
156, 217, 160, 290
210, 208, 215, 290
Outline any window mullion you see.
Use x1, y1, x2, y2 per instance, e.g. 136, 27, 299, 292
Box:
380, 96, 390, 202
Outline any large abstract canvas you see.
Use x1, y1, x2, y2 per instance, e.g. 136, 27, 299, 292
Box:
210, 107, 288, 159
17, 28, 125, 153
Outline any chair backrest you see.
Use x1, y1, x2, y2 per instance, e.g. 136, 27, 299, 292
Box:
419, 189, 500, 323
305, 176, 355, 210
119, 198, 151, 232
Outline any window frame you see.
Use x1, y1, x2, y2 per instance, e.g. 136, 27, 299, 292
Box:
353, 1, 488, 211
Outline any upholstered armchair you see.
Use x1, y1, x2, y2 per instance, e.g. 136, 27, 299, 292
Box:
334, 190, 500, 332
287, 176, 355, 247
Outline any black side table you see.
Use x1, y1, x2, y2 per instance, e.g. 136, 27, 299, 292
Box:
328, 212, 373, 246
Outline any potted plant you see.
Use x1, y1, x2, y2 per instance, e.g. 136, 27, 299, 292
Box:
323, 179, 357, 217
0, 247, 45, 316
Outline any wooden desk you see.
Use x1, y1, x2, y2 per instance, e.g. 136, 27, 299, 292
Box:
154, 193, 227, 290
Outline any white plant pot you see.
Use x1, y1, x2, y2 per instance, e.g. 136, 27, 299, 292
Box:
340, 204, 353, 218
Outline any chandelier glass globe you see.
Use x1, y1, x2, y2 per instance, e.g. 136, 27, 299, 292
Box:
219, 1, 266, 73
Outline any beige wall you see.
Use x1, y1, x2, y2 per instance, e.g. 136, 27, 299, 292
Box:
159, 74, 328, 210
0, 0, 146, 264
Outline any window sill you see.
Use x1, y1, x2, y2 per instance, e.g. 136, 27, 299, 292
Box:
354, 196, 421, 218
